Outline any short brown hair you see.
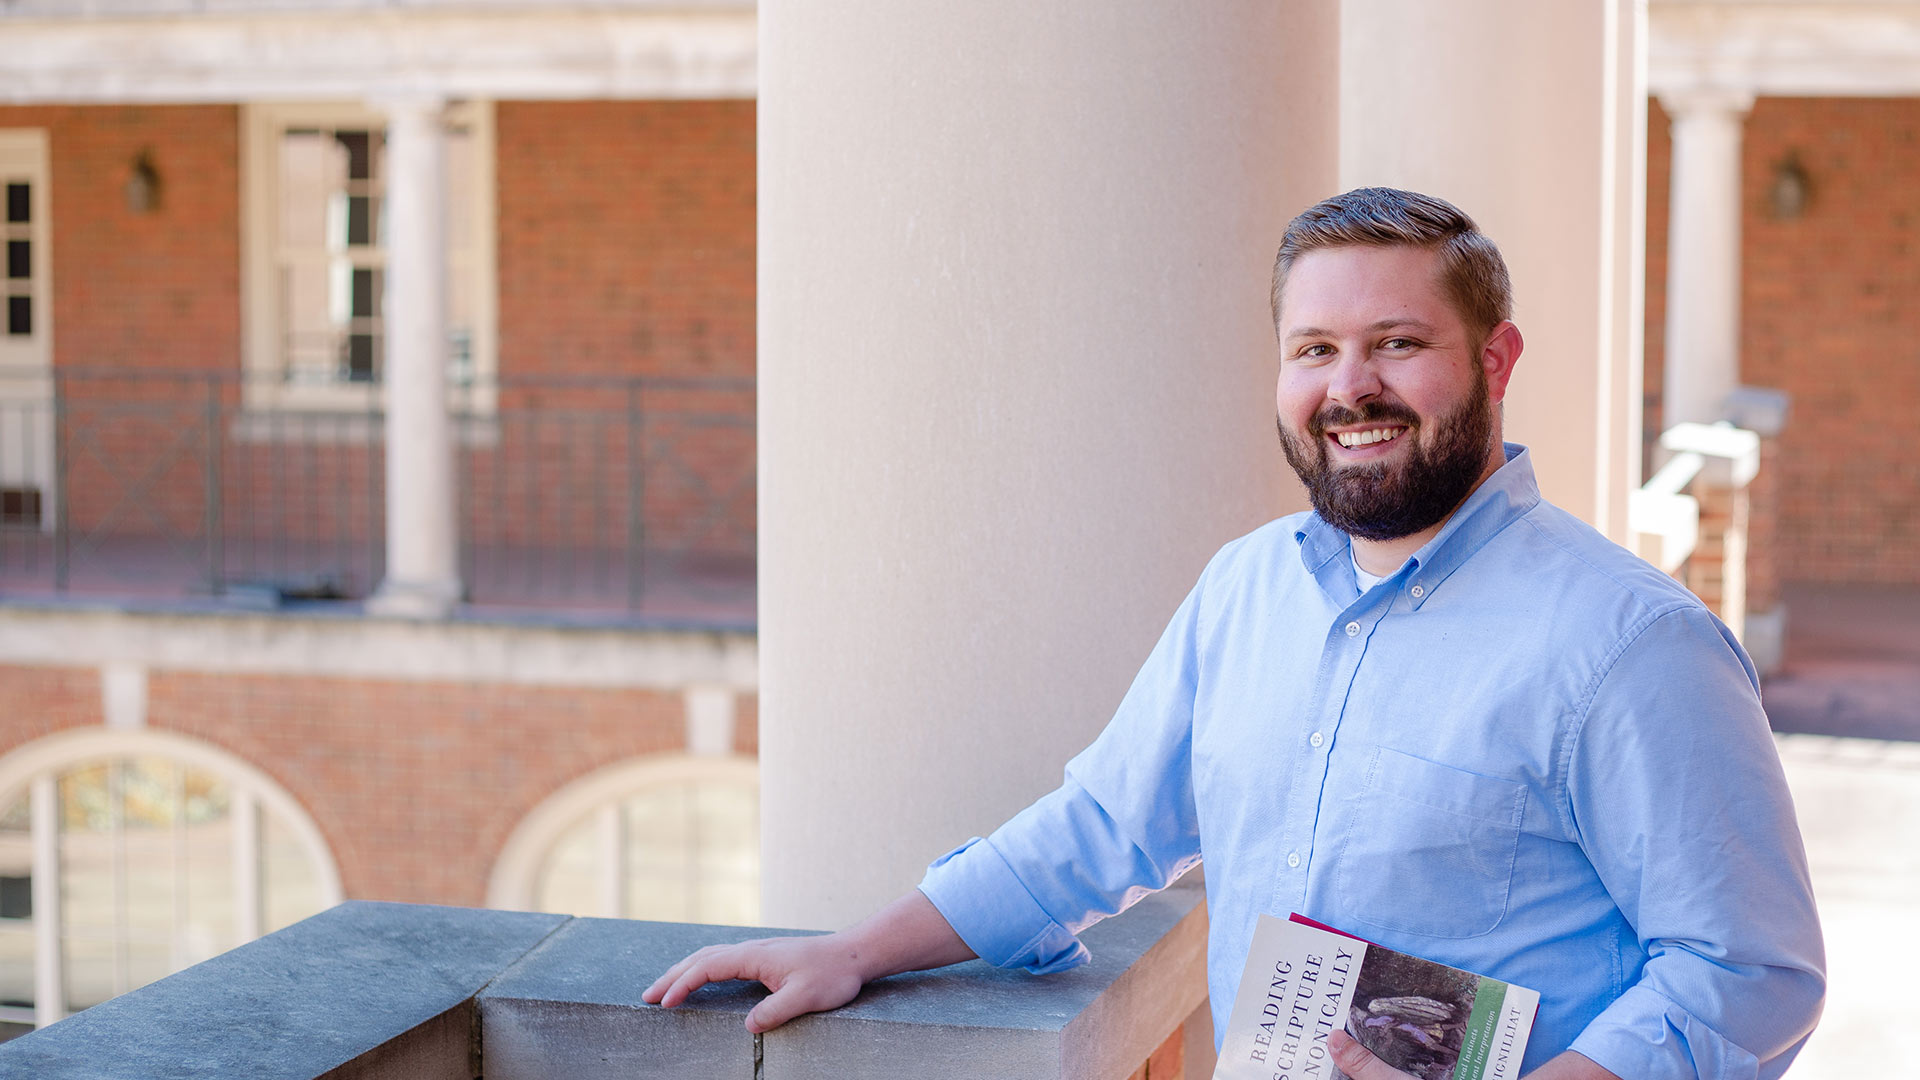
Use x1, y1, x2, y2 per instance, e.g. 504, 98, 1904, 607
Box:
1271, 187, 1512, 341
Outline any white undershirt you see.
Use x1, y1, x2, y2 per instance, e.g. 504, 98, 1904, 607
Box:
1351, 548, 1386, 593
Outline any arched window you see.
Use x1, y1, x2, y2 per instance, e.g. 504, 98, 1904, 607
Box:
0, 730, 341, 1038
488, 755, 758, 927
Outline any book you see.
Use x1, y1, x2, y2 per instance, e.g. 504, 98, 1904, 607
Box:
1212, 913, 1538, 1080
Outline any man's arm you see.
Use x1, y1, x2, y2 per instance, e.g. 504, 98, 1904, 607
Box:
642, 888, 976, 1032
1562, 605, 1824, 1077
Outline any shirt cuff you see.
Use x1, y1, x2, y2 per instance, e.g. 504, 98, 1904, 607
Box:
1568, 984, 1762, 1080
918, 836, 1090, 975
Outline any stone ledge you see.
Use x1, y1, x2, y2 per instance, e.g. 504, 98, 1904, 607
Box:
0, 901, 567, 1080
0, 880, 1208, 1080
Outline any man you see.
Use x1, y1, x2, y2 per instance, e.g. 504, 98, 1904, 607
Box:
645, 188, 1825, 1079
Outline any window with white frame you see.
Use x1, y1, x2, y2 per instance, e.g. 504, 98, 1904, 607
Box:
0, 730, 342, 1037
488, 756, 759, 927
241, 102, 495, 412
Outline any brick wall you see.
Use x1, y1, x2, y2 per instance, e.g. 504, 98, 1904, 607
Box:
145, 671, 692, 905
490, 100, 757, 561
496, 99, 755, 381
1647, 96, 1920, 584
0, 664, 102, 748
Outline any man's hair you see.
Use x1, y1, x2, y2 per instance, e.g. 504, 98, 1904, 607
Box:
1271, 187, 1513, 342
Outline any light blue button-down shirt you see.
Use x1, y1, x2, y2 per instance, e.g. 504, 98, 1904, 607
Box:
920, 445, 1823, 1079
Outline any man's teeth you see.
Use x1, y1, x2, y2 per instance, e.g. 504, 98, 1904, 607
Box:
1336, 427, 1405, 448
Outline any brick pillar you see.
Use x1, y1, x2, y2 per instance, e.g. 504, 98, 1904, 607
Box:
1685, 476, 1750, 642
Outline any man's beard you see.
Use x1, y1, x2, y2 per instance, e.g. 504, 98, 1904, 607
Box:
1277, 379, 1495, 542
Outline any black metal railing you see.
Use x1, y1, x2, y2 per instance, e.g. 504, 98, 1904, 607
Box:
0, 369, 754, 624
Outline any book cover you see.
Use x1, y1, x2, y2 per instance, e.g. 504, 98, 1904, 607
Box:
1212, 913, 1539, 1080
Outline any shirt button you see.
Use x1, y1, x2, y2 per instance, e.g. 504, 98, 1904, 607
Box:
1345, 621, 1360, 637
1310, 731, 1325, 748
1287, 851, 1302, 868
1410, 584, 1425, 598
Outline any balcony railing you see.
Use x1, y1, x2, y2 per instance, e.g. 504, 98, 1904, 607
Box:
0, 369, 754, 627
0, 881, 1210, 1079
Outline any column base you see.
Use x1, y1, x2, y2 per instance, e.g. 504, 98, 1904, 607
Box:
1744, 605, 1787, 679
365, 578, 461, 620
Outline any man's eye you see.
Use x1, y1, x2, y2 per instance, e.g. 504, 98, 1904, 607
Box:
1296, 344, 1334, 360
1382, 337, 1417, 350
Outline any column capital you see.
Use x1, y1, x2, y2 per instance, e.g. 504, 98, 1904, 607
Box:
364, 86, 450, 120
1656, 85, 1755, 121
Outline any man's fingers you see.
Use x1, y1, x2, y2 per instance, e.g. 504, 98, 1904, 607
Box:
1327, 1030, 1418, 1080
744, 971, 863, 1034
647, 944, 765, 1008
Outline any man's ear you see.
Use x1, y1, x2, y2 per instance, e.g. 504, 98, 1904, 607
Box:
1481, 320, 1523, 404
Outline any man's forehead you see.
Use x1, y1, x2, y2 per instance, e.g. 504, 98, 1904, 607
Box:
1278, 244, 1453, 335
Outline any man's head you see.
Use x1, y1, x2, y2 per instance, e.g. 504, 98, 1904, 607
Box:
1270, 188, 1522, 542
1271, 187, 1512, 345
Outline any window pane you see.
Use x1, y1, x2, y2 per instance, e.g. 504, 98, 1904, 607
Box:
180, 771, 233, 967
0, 923, 31, 1012
60, 934, 114, 1012
622, 778, 759, 926
260, 811, 322, 935
7, 296, 29, 337
5, 240, 26, 280
118, 758, 178, 942
623, 784, 693, 922
350, 266, 379, 320
532, 814, 598, 918
0, 793, 30, 1014
344, 333, 378, 383
278, 130, 338, 250
335, 131, 374, 183
4, 183, 26, 225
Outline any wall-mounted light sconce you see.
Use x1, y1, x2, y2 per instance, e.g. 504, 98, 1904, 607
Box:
1768, 152, 1811, 220
124, 150, 161, 214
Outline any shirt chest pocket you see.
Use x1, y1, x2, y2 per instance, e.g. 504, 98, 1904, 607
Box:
1333, 747, 1528, 940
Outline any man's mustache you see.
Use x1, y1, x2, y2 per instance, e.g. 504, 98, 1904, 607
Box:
1307, 400, 1421, 439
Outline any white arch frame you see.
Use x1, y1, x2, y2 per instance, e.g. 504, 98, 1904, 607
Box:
486, 753, 758, 916
0, 728, 344, 1029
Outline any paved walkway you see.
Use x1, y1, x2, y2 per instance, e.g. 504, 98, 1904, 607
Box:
1772, 734, 1920, 1079
1758, 583, 1920, 1077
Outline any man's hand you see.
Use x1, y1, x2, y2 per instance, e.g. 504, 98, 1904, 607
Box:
641, 889, 977, 1033
1328, 1030, 1418, 1080
1327, 1031, 1620, 1080
644, 933, 868, 1033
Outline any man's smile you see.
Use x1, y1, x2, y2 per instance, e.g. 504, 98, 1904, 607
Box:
1330, 425, 1409, 451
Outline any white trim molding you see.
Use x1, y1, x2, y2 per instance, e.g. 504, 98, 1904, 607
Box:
0, 605, 759, 690
1652, 1, 1920, 97
0, 9, 756, 104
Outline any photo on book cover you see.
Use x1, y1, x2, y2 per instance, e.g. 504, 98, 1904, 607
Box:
1341, 946, 1481, 1080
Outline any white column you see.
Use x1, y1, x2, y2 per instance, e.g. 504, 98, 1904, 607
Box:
1659, 87, 1754, 428
759, 1, 1338, 929
1338, 0, 1645, 539
368, 92, 460, 619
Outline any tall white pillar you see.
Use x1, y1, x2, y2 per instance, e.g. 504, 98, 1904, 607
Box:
1659, 87, 1754, 428
368, 92, 460, 619
759, 2, 1338, 929
1338, 0, 1646, 540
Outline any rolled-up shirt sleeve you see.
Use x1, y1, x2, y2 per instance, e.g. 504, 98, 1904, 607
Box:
1565, 605, 1825, 1080
920, 570, 1209, 973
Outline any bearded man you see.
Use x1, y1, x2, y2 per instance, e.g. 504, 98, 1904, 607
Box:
646, 188, 1825, 1080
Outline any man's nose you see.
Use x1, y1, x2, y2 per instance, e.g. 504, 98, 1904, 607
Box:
1326, 356, 1382, 409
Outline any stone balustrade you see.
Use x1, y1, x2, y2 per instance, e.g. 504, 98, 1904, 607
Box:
0, 877, 1209, 1079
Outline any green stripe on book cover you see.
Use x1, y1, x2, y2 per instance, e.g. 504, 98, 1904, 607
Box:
1453, 977, 1508, 1079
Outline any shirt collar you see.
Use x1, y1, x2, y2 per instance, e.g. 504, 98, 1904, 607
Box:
1294, 443, 1542, 609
